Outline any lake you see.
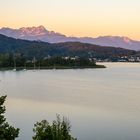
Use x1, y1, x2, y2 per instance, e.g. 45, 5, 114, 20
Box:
0, 63, 140, 140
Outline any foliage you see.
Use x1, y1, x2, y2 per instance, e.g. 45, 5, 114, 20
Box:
0, 95, 19, 140
33, 114, 77, 140
0, 54, 97, 69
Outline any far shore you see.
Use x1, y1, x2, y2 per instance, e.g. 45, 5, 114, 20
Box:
0, 65, 106, 71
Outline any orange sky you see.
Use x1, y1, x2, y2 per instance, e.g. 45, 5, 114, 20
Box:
0, 0, 140, 40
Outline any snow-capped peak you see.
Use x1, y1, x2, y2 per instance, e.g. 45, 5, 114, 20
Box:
19, 25, 47, 35
0, 26, 140, 50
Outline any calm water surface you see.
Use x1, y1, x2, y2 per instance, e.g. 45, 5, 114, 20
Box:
0, 63, 140, 140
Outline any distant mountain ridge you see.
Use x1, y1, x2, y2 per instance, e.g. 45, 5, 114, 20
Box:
0, 26, 140, 51
0, 34, 136, 60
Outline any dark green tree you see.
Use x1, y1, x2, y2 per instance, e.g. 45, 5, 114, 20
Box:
0, 95, 19, 140
33, 114, 77, 140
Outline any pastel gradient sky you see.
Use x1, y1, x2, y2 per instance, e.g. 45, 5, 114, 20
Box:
0, 0, 140, 40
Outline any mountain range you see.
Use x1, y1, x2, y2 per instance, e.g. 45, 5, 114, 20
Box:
0, 26, 140, 51
0, 34, 136, 60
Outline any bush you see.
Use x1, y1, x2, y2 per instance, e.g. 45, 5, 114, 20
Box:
33, 114, 77, 140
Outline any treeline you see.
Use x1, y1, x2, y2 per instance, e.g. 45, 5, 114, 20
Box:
0, 54, 26, 68
36, 57, 97, 68
0, 95, 77, 140
0, 53, 99, 69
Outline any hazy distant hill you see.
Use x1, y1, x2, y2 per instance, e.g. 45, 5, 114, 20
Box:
0, 34, 136, 60
0, 26, 140, 51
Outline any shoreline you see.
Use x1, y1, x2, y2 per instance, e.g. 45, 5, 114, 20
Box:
0, 65, 106, 70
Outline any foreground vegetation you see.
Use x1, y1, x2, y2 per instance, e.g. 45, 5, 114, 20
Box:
0, 96, 19, 140
33, 115, 76, 140
0, 95, 76, 140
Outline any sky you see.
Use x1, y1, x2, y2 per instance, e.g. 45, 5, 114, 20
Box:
0, 0, 140, 40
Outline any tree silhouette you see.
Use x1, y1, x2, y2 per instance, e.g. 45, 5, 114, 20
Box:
33, 114, 77, 140
0, 95, 19, 140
